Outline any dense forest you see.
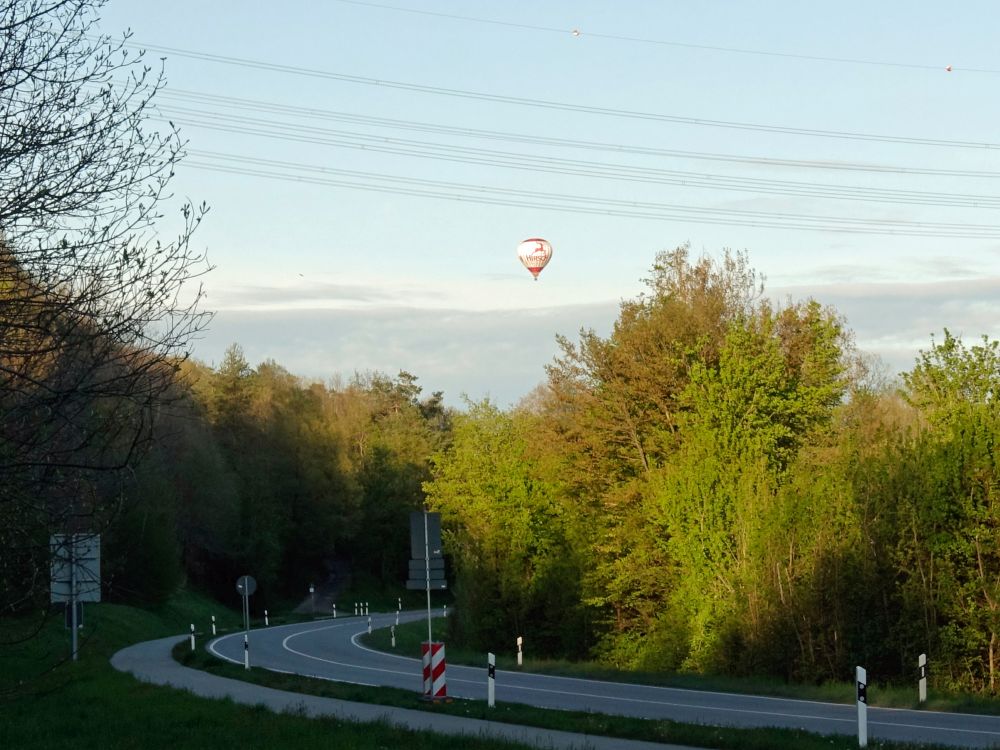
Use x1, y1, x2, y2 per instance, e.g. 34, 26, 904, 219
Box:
427, 246, 1000, 693
5, 241, 1000, 695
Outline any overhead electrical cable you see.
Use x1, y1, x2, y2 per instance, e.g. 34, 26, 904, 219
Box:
128, 40, 1000, 150
331, 0, 998, 74
183, 150, 1000, 239
164, 111, 1000, 209
151, 87, 1000, 180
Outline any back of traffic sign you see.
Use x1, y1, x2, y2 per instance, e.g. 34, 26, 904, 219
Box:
236, 575, 257, 597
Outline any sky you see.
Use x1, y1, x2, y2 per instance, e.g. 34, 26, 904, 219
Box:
96, 1, 1000, 407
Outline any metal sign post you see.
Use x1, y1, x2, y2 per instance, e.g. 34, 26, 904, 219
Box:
424, 510, 432, 645
236, 575, 256, 670
50, 534, 101, 663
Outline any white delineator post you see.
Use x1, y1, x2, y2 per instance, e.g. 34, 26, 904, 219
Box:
395, 610, 400, 626
354, 602, 358, 616
211, 615, 216, 636
243, 634, 250, 670
365, 602, 369, 616
367, 616, 372, 635
391, 625, 396, 648
919, 653, 927, 704
443, 604, 448, 618
517, 636, 523, 667
856, 665, 868, 748
264, 609, 269, 627
398, 597, 402, 611
332, 603, 337, 619
488, 652, 496, 708
189, 623, 195, 651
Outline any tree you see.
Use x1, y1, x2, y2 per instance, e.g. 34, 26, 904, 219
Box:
0, 1, 210, 624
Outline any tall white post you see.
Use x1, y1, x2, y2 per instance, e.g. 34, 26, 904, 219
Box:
395, 610, 400, 626
354, 602, 358, 616
424, 509, 433, 646
365, 601, 369, 616
488, 652, 496, 708
391, 625, 396, 648
398, 596, 402, 611
333, 603, 337, 619
919, 653, 927, 704
443, 604, 448, 618
264, 609, 269, 627
517, 636, 523, 667
70, 535, 78, 662
211, 615, 216, 636
367, 616, 372, 634
856, 665, 868, 748
189, 623, 195, 651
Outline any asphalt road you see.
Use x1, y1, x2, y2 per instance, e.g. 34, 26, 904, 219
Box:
208, 610, 1000, 749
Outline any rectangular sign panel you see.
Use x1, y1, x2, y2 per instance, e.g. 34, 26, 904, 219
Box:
406, 579, 447, 590
409, 511, 443, 559
50, 534, 101, 603
409, 558, 445, 574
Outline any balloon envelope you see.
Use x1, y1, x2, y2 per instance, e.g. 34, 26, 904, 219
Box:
517, 238, 552, 280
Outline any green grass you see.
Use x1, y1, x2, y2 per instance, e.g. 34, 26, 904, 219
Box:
0, 590, 531, 750
363, 616, 1000, 715
180, 620, 969, 750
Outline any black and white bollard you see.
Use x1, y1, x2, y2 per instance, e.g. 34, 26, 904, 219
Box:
244, 634, 250, 670
398, 596, 402, 611
488, 652, 496, 708
264, 609, 269, 627
211, 615, 216, 636
919, 653, 927, 704
443, 604, 448, 618
189, 623, 196, 651
365, 601, 369, 616
517, 636, 523, 667
354, 602, 358, 616
856, 665, 868, 748
395, 610, 400, 626
332, 603, 337, 619
367, 616, 372, 635
391, 625, 396, 648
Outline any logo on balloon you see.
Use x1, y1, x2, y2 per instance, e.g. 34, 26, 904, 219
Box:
516, 238, 553, 281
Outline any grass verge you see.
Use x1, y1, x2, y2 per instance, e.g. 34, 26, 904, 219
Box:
0, 591, 530, 750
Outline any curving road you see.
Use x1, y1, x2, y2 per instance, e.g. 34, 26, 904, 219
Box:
209, 611, 1000, 749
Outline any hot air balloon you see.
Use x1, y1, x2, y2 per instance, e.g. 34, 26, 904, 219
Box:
517, 238, 552, 281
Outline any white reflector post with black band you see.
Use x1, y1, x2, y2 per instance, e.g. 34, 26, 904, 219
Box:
856, 665, 868, 748
488, 651, 496, 708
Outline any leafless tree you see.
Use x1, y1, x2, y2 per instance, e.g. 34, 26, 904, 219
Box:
0, 0, 211, 627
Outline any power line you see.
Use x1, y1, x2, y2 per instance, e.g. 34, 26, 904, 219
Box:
131, 40, 1000, 150
162, 109, 1000, 210
183, 150, 1000, 239
154, 87, 1000, 180
331, 0, 997, 75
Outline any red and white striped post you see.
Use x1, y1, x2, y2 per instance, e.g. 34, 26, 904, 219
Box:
421, 641, 447, 699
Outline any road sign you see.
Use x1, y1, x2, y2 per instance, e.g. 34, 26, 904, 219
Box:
406, 578, 447, 590
50, 534, 101, 603
409, 557, 445, 572
410, 512, 442, 558
236, 575, 257, 596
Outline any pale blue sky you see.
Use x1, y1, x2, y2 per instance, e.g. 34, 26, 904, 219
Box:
98, 1, 1000, 405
